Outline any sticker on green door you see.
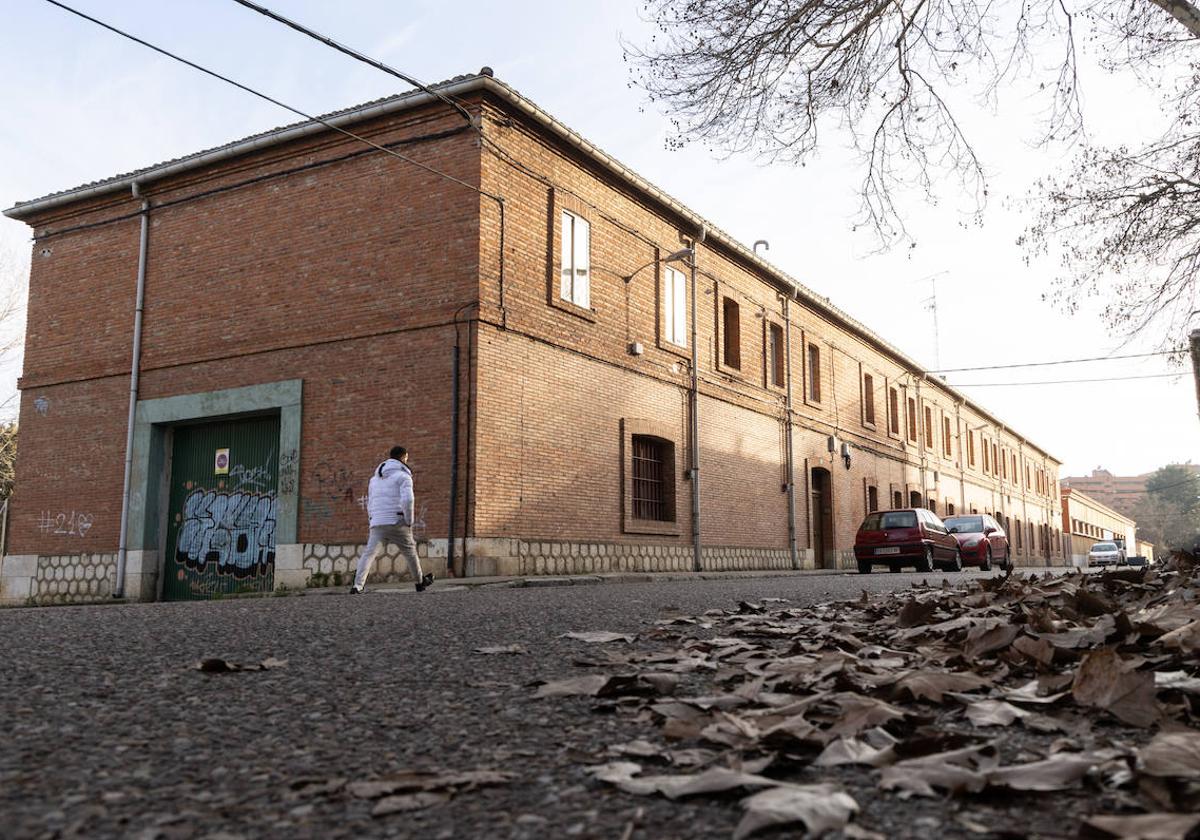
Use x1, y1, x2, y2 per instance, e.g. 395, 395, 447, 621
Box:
164, 416, 280, 600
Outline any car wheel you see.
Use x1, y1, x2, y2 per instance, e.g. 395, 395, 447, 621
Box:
1004, 548, 1012, 570
889, 563, 902, 573
857, 560, 872, 574
916, 545, 933, 573
945, 547, 963, 573
980, 546, 992, 572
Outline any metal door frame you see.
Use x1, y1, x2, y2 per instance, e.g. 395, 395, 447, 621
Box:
124, 380, 302, 601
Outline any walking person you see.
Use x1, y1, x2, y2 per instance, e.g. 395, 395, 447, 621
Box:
350, 445, 435, 594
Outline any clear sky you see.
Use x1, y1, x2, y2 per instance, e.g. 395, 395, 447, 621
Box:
1, 0, 1195, 477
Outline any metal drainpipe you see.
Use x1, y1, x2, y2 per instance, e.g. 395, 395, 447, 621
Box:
447, 340, 460, 577
114, 186, 150, 598
782, 295, 798, 569
688, 228, 705, 573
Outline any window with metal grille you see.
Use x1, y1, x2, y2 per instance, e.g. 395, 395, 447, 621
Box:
631, 436, 672, 521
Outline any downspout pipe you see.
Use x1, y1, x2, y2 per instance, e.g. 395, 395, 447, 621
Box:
114, 185, 150, 598
447, 340, 460, 577
688, 228, 706, 572
782, 294, 798, 569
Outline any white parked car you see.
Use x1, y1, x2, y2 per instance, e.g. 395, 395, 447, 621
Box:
1087, 541, 1125, 567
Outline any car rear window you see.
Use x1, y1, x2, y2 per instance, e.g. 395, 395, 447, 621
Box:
862, 511, 917, 530
944, 516, 984, 534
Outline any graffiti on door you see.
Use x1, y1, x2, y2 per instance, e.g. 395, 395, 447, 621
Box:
175, 488, 277, 578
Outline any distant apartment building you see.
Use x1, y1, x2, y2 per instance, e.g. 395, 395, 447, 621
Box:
1062, 464, 1200, 520
0, 71, 1067, 604
1060, 487, 1137, 566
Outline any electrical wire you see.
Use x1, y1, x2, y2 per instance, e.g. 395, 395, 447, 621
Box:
228, 0, 478, 130
41, 0, 489, 199
929, 349, 1182, 374
950, 372, 1183, 387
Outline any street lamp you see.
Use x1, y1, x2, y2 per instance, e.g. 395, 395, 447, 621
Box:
626, 244, 702, 573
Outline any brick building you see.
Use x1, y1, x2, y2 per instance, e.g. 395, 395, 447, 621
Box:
1060, 487, 1138, 567
1062, 464, 1200, 520
0, 71, 1066, 603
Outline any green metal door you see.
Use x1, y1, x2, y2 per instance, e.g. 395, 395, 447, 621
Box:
162, 415, 280, 601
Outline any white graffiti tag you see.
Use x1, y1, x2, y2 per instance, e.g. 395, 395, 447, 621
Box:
175, 489, 277, 578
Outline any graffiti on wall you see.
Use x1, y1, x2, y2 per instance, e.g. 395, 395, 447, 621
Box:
33, 397, 49, 416
279, 448, 299, 495
229, 450, 274, 491
38, 510, 94, 537
312, 460, 357, 504
175, 489, 277, 578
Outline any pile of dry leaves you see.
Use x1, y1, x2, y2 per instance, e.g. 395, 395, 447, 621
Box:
536, 558, 1200, 838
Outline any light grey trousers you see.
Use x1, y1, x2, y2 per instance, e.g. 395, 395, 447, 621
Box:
353, 524, 422, 589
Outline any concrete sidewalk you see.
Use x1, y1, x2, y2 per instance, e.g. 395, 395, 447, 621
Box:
305, 564, 1072, 595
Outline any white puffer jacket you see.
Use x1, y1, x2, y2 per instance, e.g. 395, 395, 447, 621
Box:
366, 459, 414, 528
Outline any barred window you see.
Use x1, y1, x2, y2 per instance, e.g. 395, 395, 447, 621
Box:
632, 436, 672, 521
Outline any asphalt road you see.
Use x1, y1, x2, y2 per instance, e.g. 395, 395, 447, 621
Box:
1, 568, 1060, 839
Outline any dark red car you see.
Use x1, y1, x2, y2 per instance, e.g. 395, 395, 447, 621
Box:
942, 514, 1010, 571
854, 508, 962, 574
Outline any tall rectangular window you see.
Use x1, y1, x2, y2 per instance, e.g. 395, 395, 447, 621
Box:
807, 343, 821, 402
892, 490, 903, 509
768, 323, 784, 387
983, 437, 990, 472
924, 405, 933, 448
722, 297, 741, 370
631, 436, 672, 521
867, 485, 879, 512
863, 373, 876, 425
888, 387, 900, 434
1001, 448, 1008, 480
906, 397, 917, 442
992, 443, 999, 476
663, 266, 687, 347
968, 431, 976, 466
942, 416, 952, 457
559, 210, 590, 308
1011, 453, 1017, 482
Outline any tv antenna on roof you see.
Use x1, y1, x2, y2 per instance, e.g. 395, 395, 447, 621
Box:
917, 271, 949, 373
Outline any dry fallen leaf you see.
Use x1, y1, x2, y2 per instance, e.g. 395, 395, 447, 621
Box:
987, 752, 1112, 791
1072, 649, 1160, 728
535, 675, 612, 698
563, 631, 635, 644
1138, 732, 1200, 780
895, 670, 991, 703
1080, 813, 1200, 840
963, 621, 1021, 660
965, 700, 1030, 728
371, 791, 450, 816
473, 644, 527, 655
815, 737, 895, 768
734, 785, 858, 840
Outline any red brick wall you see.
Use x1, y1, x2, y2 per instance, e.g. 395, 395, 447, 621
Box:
10, 102, 482, 555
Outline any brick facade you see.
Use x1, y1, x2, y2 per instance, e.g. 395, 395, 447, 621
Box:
0, 72, 1065, 602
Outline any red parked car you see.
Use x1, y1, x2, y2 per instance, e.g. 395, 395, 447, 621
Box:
854, 508, 962, 574
942, 514, 1010, 571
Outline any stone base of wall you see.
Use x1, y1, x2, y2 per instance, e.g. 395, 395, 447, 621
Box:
0, 553, 117, 606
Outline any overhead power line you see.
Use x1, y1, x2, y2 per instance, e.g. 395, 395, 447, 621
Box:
41, 0, 489, 199
228, 0, 478, 130
950, 372, 1184, 387
930, 349, 1183, 374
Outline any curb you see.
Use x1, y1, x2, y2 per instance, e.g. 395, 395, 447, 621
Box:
306, 563, 1075, 596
